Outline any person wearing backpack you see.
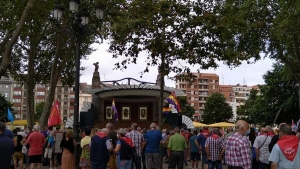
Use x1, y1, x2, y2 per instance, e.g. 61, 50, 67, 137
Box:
114, 128, 135, 169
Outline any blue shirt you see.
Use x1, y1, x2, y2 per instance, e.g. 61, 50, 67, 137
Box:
0, 134, 14, 169
269, 143, 300, 169
189, 135, 199, 152
48, 136, 55, 147
144, 130, 162, 153
4, 129, 13, 139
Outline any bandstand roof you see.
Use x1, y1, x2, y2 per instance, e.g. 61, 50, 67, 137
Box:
86, 78, 184, 98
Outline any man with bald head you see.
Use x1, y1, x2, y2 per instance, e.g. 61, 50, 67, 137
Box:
126, 123, 144, 169
222, 120, 251, 169
253, 127, 271, 169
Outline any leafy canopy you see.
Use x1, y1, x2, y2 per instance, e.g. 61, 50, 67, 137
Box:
237, 63, 300, 125
178, 96, 194, 118
202, 92, 233, 124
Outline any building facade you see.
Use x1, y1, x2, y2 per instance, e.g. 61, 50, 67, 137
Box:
0, 77, 92, 122
175, 73, 259, 122
175, 73, 220, 120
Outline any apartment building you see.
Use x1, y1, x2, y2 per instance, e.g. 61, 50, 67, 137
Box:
175, 73, 219, 120
0, 77, 92, 122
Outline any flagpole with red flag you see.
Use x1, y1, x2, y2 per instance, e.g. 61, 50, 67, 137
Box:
48, 100, 62, 127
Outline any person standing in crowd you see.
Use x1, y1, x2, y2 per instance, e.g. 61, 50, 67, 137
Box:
46, 131, 55, 169
106, 123, 118, 169
90, 128, 113, 169
269, 124, 300, 168
12, 129, 24, 169
205, 128, 224, 169
24, 126, 33, 169
253, 127, 271, 169
196, 126, 211, 169
189, 130, 200, 169
0, 122, 14, 169
167, 127, 188, 169
141, 128, 147, 169
24, 125, 46, 169
115, 128, 135, 169
180, 128, 188, 166
162, 130, 171, 163
224, 127, 234, 141
248, 127, 258, 169
53, 126, 62, 168
126, 123, 144, 169
269, 123, 286, 153
144, 123, 163, 169
80, 128, 92, 169
222, 120, 251, 169
60, 129, 76, 169
266, 125, 275, 137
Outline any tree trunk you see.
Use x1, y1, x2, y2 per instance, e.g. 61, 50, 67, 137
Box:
39, 33, 75, 128
26, 36, 36, 128
0, 0, 35, 78
159, 54, 165, 129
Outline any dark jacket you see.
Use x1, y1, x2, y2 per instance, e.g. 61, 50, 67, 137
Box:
90, 133, 110, 162
119, 138, 134, 160
0, 134, 14, 169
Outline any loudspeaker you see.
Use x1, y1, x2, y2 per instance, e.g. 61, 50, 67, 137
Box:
80, 104, 94, 129
166, 113, 182, 128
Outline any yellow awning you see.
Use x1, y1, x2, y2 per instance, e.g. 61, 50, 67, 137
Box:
208, 122, 235, 127
193, 122, 208, 127
6, 120, 38, 126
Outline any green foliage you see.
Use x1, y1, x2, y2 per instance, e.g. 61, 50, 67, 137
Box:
202, 92, 233, 124
35, 102, 45, 122
237, 63, 300, 125
214, 1, 300, 106
107, 0, 250, 78
178, 96, 194, 118
0, 93, 14, 120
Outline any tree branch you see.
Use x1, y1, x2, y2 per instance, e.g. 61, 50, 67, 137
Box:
0, 0, 36, 77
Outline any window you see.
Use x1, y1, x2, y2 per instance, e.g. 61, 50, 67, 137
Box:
70, 95, 75, 99
63, 110, 68, 115
12, 107, 20, 110
13, 99, 21, 103
14, 91, 21, 95
14, 84, 22, 88
37, 99, 44, 103
37, 84, 45, 88
70, 110, 74, 114
22, 115, 26, 119
5, 85, 9, 88
37, 92, 45, 96
4, 93, 8, 98
15, 114, 20, 118
64, 87, 69, 91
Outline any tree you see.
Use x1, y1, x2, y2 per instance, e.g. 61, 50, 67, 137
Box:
178, 96, 194, 118
0, 94, 14, 120
0, 0, 36, 77
34, 102, 44, 122
212, 1, 300, 108
107, 0, 248, 126
202, 92, 233, 124
237, 63, 300, 125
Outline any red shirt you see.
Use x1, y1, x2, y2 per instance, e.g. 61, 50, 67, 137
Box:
25, 132, 46, 156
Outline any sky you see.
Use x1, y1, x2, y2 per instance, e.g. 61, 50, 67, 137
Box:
81, 42, 275, 88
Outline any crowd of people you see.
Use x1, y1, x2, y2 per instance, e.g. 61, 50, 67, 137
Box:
1, 120, 300, 169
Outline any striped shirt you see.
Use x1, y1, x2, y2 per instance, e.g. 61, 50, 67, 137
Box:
224, 132, 252, 169
126, 130, 144, 156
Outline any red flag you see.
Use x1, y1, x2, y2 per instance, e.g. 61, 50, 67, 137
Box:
48, 100, 62, 127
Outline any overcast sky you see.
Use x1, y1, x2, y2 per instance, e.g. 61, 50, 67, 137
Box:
81, 42, 275, 87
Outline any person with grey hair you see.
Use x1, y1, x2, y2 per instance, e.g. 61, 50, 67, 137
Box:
90, 128, 113, 169
0, 122, 14, 169
144, 123, 163, 169
24, 125, 46, 169
222, 120, 251, 169
114, 128, 135, 169
269, 124, 300, 169
253, 127, 271, 169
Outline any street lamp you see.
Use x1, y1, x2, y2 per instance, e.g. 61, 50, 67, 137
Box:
52, 0, 104, 168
